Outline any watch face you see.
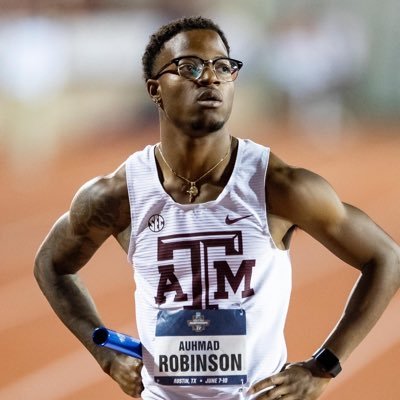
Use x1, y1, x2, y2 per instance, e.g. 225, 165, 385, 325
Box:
313, 348, 342, 377
317, 349, 337, 369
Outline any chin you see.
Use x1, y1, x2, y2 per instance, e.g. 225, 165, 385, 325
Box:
190, 119, 225, 133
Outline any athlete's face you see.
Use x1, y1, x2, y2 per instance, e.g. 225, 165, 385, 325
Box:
147, 30, 236, 136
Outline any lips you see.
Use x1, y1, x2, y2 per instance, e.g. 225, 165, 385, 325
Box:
197, 89, 223, 102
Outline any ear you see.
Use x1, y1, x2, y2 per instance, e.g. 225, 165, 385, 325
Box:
146, 79, 162, 106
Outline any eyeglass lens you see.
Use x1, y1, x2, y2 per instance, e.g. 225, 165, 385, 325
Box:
177, 57, 240, 82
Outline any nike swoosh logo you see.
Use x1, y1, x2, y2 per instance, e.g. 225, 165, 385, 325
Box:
225, 214, 252, 225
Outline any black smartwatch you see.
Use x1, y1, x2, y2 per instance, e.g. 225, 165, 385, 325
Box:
312, 348, 342, 377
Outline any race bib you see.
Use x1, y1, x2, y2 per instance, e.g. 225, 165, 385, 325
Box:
154, 309, 247, 386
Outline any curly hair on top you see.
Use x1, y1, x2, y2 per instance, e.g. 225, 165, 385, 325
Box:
142, 16, 230, 81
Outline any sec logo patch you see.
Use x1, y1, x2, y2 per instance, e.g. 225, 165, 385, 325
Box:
148, 214, 165, 232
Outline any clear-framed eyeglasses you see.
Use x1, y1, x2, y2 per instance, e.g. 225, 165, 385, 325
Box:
152, 55, 243, 83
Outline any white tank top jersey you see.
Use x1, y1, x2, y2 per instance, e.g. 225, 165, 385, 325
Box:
125, 138, 292, 400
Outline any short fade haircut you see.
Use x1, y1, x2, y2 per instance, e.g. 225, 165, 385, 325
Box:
142, 16, 230, 81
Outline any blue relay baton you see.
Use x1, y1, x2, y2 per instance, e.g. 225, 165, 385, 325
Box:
92, 327, 142, 359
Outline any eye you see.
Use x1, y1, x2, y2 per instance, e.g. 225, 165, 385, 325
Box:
214, 60, 234, 75
177, 58, 202, 78
181, 64, 201, 76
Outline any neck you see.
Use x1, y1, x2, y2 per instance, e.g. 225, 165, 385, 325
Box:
157, 132, 233, 203
159, 128, 231, 181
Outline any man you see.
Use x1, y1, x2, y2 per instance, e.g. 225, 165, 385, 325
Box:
34, 16, 399, 400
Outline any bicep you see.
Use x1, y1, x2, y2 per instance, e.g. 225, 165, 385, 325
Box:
293, 175, 394, 270
35, 168, 130, 280
269, 160, 396, 271
37, 180, 119, 274
310, 203, 395, 270
38, 211, 111, 275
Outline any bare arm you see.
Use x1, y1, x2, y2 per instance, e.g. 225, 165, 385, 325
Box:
250, 155, 400, 399
285, 169, 400, 362
34, 167, 143, 397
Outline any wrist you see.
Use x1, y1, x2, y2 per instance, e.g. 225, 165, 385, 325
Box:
312, 347, 342, 378
287, 359, 333, 379
91, 346, 117, 374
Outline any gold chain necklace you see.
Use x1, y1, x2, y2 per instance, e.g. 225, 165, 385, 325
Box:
157, 137, 232, 203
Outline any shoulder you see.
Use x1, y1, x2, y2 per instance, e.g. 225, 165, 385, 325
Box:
73, 163, 127, 203
69, 163, 130, 235
267, 152, 346, 228
267, 152, 329, 194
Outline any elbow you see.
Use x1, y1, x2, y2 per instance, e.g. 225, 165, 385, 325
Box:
376, 244, 400, 294
392, 245, 400, 290
33, 252, 44, 286
386, 242, 400, 285
362, 244, 400, 296
34, 248, 52, 289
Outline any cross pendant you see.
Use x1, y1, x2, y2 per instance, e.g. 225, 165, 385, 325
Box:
187, 183, 199, 202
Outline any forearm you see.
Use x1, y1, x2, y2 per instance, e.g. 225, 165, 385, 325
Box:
321, 249, 400, 363
34, 258, 116, 373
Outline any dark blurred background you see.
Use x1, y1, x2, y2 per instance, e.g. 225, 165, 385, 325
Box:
1, 0, 399, 169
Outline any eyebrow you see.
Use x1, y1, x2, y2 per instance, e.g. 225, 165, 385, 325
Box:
175, 54, 229, 59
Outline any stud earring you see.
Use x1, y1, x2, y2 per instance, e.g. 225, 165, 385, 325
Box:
153, 97, 161, 107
